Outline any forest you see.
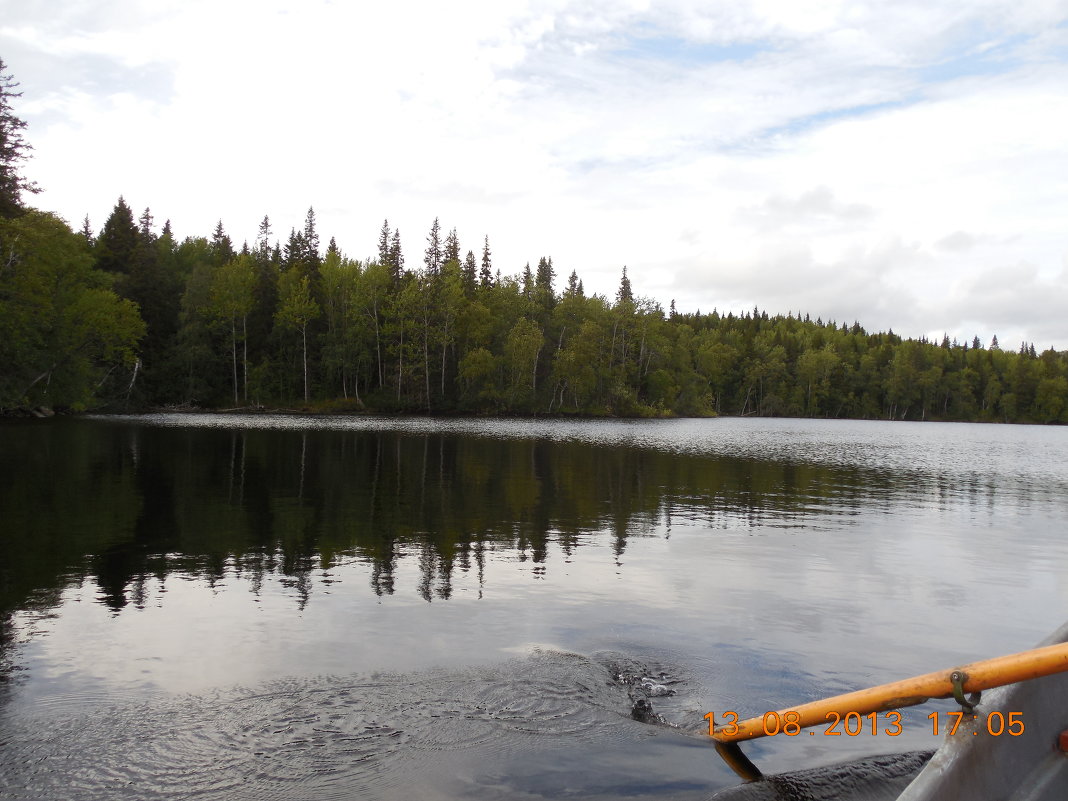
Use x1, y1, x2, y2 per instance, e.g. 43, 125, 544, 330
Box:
2, 61, 1066, 423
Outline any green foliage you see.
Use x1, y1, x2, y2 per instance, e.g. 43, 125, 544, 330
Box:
0, 58, 40, 218
94, 197, 138, 276
275, 269, 321, 402
0, 211, 144, 409
5, 198, 1067, 421
210, 254, 256, 404
0, 78, 1064, 421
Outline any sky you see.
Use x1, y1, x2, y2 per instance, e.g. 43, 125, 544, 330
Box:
2, 0, 1067, 349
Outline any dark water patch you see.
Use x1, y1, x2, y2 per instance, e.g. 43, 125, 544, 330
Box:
5, 417, 1064, 629
0, 650, 719, 800
709, 751, 934, 801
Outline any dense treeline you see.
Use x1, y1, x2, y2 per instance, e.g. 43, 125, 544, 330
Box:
1, 61, 1066, 422
4, 196, 1066, 423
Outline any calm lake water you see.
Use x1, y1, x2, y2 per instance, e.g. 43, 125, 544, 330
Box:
2, 415, 1067, 800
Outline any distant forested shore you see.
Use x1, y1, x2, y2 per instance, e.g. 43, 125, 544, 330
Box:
2, 199, 1067, 424
2, 63, 1066, 422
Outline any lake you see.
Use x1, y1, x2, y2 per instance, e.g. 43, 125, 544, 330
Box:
2, 415, 1067, 800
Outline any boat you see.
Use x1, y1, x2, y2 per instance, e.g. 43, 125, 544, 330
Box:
897, 620, 1068, 801
709, 621, 1068, 800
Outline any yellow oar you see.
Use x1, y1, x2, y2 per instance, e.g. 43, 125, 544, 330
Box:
709, 640, 1068, 745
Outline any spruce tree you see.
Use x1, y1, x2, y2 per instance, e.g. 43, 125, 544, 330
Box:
302, 206, 320, 265
535, 256, 556, 312
389, 229, 404, 282
378, 219, 391, 265
616, 265, 633, 306
522, 262, 534, 298
95, 197, 139, 275
0, 59, 39, 218
256, 215, 273, 257
424, 217, 442, 275
127, 206, 179, 387
283, 228, 305, 269
444, 226, 460, 264
138, 207, 154, 240
462, 250, 477, 294
535, 256, 555, 291
80, 215, 94, 246
480, 235, 493, 288
565, 269, 581, 298
211, 220, 234, 265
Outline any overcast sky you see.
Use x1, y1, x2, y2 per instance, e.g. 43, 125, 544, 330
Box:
3, 1, 1067, 348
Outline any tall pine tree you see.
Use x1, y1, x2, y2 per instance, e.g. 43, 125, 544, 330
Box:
378, 219, 391, 265
0, 58, 39, 218
444, 226, 460, 264
389, 229, 404, 283
424, 217, 442, 275
480, 235, 493, 288
210, 220, 234, 266
95, 197, 139, 275
462, 250, 477, 295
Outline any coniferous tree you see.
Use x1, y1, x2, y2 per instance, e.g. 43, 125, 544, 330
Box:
462, 250, 477, 295
0, 58, 39, 219
616, 266, 633, 306
138, 208, 154, 240
248, 220, 280, 377
522, 262, 533, 298
283, 228, 305, 269
378, 219, 391, 265
565, 269, 582, 298
95, 197, 139, 275
535, 256, 556, 312
124, 207, 182, 401
256, 215, 273, 256
389, 229, 404, 283
444, 227, 460, 265
80, 215, 94, 246
480, 235, 493, 288
210, 220, 234, 266
302, 206, 320, 266
424, 217, 442, 275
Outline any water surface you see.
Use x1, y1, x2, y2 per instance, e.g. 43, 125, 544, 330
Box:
2, 415, 1066, 799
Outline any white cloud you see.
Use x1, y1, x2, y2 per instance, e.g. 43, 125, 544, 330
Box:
3, 0, 1067, 345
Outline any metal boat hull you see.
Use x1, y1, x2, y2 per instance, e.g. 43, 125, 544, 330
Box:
896, 622, 1068, 801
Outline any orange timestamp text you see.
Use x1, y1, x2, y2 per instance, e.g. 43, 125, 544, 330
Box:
705, 710, 1025, 737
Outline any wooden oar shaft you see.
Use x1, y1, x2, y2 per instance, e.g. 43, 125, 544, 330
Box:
711, 641, 1068, 743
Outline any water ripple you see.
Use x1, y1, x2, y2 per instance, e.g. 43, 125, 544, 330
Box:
0, 651, 704, 800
